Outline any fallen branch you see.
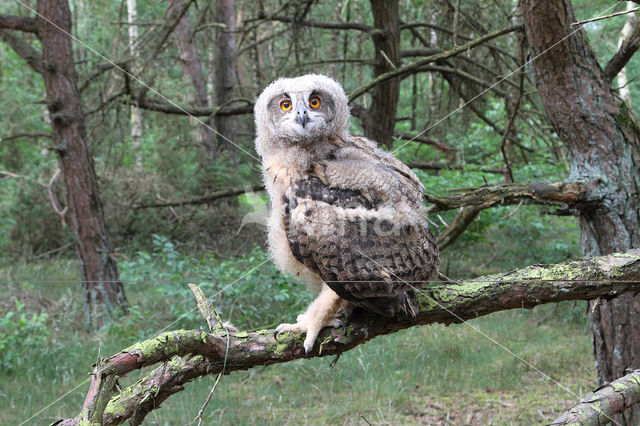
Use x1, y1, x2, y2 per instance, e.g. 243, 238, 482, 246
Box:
551, 369, 640, 425
58, 250, 640, 425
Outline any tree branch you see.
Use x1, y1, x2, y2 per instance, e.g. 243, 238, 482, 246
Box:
131, 94, 253, 117
436, 205, 482, 250
133, 185, 265, 209
604, 18, 640, 82
1, 131, 51, 142
348, 24, 523, 102
0, 15, 37, 33
551, 369, 640, 425
60, 250, 640, 425
254, 14, 372, 32
407, 161, 505, 174
425, 181, 599, 213
0, 29, 43, 74
134, 180, 594, 214
395, 133, 457, 154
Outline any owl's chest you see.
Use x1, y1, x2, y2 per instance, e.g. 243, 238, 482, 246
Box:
262, 162, 323, 289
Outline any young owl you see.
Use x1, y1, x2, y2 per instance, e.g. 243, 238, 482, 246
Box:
254, 74, 440, 355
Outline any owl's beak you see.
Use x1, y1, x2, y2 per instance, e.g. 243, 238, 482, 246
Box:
296, 103, 308, 128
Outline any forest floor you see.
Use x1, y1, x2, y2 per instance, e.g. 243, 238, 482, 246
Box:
1, 254, 595, 425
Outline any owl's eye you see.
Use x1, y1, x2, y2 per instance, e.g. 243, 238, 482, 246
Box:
309, 96, 321, 109
280, 99, 292, 111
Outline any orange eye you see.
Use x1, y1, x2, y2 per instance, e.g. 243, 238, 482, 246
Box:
309, 96, 321, 109
280, 99, 292, 111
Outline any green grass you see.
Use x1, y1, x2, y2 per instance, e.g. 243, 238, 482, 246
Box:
1, 255, 595, 425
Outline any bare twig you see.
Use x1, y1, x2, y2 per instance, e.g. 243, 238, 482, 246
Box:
571, 7, 640, 27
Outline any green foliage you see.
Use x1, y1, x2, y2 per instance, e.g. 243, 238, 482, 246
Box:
117, 235, 311, 333
0, 299, 50, 373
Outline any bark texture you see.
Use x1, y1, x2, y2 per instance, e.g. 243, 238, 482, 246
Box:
37, 0, 127, 328
523, 1, 640, 423
552, 369, 640, 425
127, 0, 143, 169
364, 0, 400, 149
59, 250, 640, 425
169, 0, 217, 158
214, 0, 238, 157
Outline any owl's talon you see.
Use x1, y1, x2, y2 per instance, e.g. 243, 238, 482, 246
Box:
335, 318, 346, 335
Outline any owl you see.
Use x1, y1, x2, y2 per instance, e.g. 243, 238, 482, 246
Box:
254, 74, 440, 355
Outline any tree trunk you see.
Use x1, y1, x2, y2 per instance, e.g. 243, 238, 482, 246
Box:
214, 0, 238, 161
523, 1, 640, 423
365, 0, 400, 149
168, 0, 217, 159
126, 0, 143, 169
37, 0, 128, 329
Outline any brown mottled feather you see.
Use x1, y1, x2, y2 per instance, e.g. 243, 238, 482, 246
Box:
283, 138, 440, 317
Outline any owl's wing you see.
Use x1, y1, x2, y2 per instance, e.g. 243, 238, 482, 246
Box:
347, 135, 426, 193
284, 175, 439, 317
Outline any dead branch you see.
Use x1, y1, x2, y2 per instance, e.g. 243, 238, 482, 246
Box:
253, 14, 372, 32
395, 133, 457, 155
436, 205, 482, 250
1, 131, 51, 141
348, 24, 524, 102
0, 29, 43, 74
425, 181, 599, 213
0, 15, 37, 32
130, 93, 253, 117
571, 7, 640, 27
551, 369, 640, 425
134, 180, 593, 214
58, 250, 640, 425
604, 17, 640, 82
133, 185, 265, 209
406, 161, 505, 174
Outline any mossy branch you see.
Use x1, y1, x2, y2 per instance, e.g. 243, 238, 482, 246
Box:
551, 369, 640, 425
60, 250, 640, 425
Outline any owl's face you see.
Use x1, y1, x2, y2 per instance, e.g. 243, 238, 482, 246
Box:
255, 74, 350, 153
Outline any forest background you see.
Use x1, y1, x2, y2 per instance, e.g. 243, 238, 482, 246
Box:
1, 0, 639, 424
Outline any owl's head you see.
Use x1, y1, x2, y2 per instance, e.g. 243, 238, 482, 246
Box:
254, 74, 350, 157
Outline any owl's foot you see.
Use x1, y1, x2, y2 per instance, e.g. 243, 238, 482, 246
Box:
274, 314, 345, 355
273, 285, 346, 355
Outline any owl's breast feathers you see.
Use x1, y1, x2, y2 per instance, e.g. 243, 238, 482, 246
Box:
282, 138, 440, 317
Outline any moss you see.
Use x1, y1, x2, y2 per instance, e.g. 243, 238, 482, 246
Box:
611, 382, 627, 392
234, 331, 249, 338
273, 337, 293, 356
104, 384, 134, 417
616, 101, 640, 134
